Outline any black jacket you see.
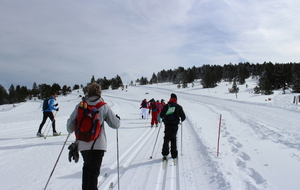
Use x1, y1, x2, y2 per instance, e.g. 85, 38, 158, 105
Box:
160, 102, 186, 125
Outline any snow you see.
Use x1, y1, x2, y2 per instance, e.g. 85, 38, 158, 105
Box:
1, 78, 300, 190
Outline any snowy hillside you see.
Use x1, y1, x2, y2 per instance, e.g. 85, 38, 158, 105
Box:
1, 78, 300, 190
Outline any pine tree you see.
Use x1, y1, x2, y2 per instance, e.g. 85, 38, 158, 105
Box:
292, 76, 300, 93
259, 71, 273, 95
38, 84, 51, 99
150, 73, 158, 84
73, 84, 80, 90
15, 85, 28, 102
51, 83, 61, 95
8, 84, 16, 104
0, 85, 8, 105
62, 85, 71, 95
97, 77, 109, 90
139, 77, 148, 85
229, 79, 239, 94
31, 82, 39, 97
201, 65, 217, 88
90, 75, 96, 83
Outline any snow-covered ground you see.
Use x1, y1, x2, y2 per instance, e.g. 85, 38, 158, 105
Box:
1, 78, 300, 190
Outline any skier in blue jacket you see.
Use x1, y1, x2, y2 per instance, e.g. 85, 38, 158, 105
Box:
37, 92, 59, 137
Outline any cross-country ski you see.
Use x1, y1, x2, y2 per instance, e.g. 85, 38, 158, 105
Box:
97, 173, 109, 188
162, 156, 168, 170
173, 158, 177, 166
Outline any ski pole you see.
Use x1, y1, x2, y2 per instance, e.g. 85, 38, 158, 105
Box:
42, 112, 54, 138
42, 119, 51, 138
180, 122, 183, 156
116, 129, 120, 190
150, 122, 163, 159
44, 133, 71, 190
44, 111, 58, 139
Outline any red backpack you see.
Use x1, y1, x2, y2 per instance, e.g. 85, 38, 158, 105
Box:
74, 101, 106, 142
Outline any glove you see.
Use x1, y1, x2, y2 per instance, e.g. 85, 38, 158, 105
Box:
116, 114, 120, 119
68, 142, 79, 163
55, 103, 58, 107
56, 108, 59, 111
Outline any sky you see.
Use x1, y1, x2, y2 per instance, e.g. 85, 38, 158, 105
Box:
1, 0, 300, 89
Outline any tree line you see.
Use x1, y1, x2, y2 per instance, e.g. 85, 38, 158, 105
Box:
137, 62, 300, 95
0, 75, 123, 105
1, 62, 300, 105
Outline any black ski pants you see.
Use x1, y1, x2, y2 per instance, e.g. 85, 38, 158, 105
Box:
38, 111, 56, 133
162, 124, 179, 158
81, 150, 105, 190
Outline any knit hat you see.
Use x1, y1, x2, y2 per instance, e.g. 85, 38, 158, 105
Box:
170, 93, 177, 99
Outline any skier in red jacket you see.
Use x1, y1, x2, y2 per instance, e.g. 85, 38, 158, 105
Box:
148, 99, 159, 127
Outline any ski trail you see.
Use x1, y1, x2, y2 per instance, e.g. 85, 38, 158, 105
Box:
170, 160, 177, 190
100, 125, 157, 189
180, 117, 225, 189
132, 86, 231, 189
155, 161, 165, 190
163, 158, 178, 190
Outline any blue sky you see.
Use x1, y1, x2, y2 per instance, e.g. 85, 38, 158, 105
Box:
1, 0, 299, 89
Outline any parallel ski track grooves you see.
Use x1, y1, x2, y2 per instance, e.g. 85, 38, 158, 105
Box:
155, 147, 180, 189
155, 147, 179, 189
165, 158, 178, 190
155, 160, 165, 190
98, 126, 157, 189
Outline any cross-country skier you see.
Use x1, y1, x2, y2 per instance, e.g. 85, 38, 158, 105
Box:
156, 100, 163, 123
148, 99, 159, 127
66, 82, 120, 190
36, 92, 59, 137
140, 99, 148, 119
160, 93, 186, 159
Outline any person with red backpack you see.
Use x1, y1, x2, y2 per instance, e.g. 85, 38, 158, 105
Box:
66, 82, 120, 190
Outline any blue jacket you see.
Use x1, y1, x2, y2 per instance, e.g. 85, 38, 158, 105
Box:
44, 96, 57, 112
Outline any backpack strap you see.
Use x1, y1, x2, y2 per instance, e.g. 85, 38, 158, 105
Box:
95, 101, 106, 109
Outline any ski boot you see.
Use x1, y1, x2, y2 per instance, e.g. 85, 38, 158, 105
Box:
53, 132, 61, 136
36, 132, 44, 137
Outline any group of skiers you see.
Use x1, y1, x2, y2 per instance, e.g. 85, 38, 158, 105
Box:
37, 82, 185, 190
140, 98, 167, 127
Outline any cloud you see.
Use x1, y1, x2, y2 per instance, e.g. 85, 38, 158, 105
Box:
0, 0, 300, 89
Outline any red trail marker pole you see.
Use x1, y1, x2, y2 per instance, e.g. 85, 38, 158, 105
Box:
217, 114, 222, 157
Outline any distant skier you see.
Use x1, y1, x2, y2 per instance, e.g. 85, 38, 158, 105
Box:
156, 100, 163, 123
148, 99, 159, 127
36, 92, 59, 137
160, 99, 166, 106
66, 82, 120, 190
140, 99, 148, 119
160, 93, 186, 159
